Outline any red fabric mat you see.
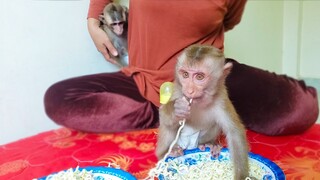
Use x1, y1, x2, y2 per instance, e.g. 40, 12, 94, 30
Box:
0, 124, 319, 180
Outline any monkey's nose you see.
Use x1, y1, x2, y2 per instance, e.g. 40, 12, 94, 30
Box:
187, 89, 195, 96
184, 90, 194, 100
114, 26, 123, 35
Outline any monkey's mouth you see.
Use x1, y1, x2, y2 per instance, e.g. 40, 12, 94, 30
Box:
114, 29, 123, 36
187, 96, 204, 104
185, 96, 192, 102
184, 96, 196, 104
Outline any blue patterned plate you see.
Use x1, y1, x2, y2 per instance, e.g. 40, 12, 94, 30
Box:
38, 166, 137, 180
160, 148, 285, 180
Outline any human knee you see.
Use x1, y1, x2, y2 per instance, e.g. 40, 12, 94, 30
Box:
43, 82, 68, 125
253, 86, 318, 136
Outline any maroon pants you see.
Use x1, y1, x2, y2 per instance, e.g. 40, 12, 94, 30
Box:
44, 59, 319, 136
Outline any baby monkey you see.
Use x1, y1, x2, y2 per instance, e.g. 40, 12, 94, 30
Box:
156, 44, 250, 180
99, 3, 129, 67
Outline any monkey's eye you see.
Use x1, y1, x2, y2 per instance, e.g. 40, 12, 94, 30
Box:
110, 21, 125, 26
195, 73, 205, 80
182, 71, 189, 78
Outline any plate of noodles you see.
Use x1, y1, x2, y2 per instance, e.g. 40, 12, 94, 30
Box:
37, 166, 137, 180
158, 148, 285, 180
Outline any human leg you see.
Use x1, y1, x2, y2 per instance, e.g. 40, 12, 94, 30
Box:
226, 58, 319, 136
44, 72, 159, 133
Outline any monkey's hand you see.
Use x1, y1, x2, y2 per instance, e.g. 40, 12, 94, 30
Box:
87, 18, 121, 66
174, 97, 191, 121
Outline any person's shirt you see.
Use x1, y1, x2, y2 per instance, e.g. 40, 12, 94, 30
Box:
88, 0, 247, 107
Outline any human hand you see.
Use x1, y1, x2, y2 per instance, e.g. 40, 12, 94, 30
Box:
174, 96, 191, 121
87, 18, 122, 67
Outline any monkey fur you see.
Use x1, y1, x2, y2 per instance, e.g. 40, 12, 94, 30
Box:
156, 44, 250, 180
99, 3, 129, 67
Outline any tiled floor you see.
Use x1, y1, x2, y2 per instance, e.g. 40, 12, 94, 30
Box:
304, 78, 320, 123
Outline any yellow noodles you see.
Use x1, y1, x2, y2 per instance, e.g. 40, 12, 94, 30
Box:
44, 167, 94, 180
158, 160, 266, 180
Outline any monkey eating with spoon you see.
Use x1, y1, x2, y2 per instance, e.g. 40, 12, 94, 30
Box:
156, 44, 250, 180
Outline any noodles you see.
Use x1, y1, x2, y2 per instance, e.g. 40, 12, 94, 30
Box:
36, 163, 126, 180
158, 159, 267, 180
44, 166, 94, 180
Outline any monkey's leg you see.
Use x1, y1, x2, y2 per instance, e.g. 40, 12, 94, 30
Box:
198, 143, 222, 158
156, 125, 179, 159
168, 144, 184, 157
198, 126, 222, 158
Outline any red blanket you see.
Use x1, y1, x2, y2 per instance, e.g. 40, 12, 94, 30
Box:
1, 124, 319, 179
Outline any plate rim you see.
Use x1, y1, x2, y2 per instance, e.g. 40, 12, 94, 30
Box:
165, 147, 286, 180
38, 166, 137, 180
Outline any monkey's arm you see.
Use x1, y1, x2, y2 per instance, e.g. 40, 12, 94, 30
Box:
159, 100, 181, 126
219, 104, 249, 180
156, 101, 181, 159
156, 122, 180, 159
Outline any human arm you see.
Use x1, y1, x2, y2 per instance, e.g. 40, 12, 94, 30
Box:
224, 0, 247, 32
87, 0, 120, 65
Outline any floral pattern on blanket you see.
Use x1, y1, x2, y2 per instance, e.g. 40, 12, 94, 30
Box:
0, 125, 319, 179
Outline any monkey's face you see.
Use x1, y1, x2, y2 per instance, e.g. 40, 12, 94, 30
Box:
105, 15, 125, 36
109, 21, 125, 36
103, 3, 127, 36
177, 62, 218, 103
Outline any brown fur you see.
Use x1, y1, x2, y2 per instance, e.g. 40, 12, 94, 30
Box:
156, 44, 250, 180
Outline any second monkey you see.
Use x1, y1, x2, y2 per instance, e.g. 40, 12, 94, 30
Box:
99, 3, 129, 67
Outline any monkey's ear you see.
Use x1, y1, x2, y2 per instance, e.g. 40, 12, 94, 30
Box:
223, 62, 233, 78
99, 14, 106, 23
122, 6, 129, 13
122, 6, 129, 21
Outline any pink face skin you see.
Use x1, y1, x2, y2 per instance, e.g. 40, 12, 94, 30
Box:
177, 64, 212, 103
110, 21, 124, 36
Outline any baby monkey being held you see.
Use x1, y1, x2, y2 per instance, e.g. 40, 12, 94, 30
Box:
99, 3, 128, 67
156, 44, 250, 180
